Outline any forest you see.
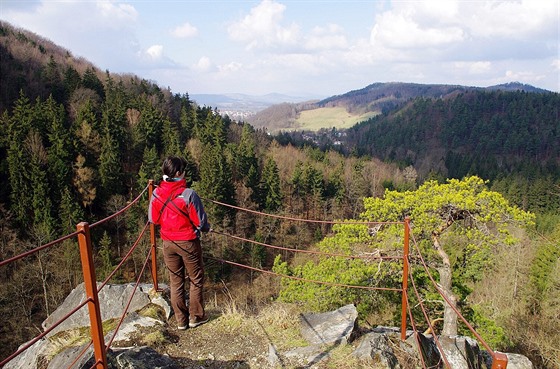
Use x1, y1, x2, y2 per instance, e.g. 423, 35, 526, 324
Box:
0, 21, 559, 368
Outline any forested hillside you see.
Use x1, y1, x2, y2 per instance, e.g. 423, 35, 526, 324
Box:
343, 90, 560, 214
0, 21, 408, 359
0, 21, 558, 369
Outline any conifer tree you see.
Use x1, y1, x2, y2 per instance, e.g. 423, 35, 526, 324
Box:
7, 92, 35, 224
74, 100, 101, 161
26, 130, 55, 235
58, 186, 84, 234
261, 157, 282, 212
179, 103, 196, 142
161, 117, 181, 156
98, 130, 122, 198
198, 143, 235, 225
137, 145, 160, 191
43, 95, 73, 209
82, 67, 104, 99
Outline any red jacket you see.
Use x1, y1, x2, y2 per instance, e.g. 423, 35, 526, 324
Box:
148, 179, 210, 241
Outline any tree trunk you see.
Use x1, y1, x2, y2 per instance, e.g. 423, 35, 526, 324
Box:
432, 233, 458, 336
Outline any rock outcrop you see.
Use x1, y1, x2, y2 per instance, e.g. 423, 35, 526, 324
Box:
3, 284, 535, 369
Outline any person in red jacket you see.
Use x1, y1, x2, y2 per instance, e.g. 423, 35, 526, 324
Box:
149, 156, 210, 330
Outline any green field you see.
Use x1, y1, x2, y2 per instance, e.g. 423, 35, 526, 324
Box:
294, 107, 378, 131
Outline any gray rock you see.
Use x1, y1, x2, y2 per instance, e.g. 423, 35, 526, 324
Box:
110, 311, 164, 345
3, 338, 49, 369
353, 332, 400, 369
505, 353, 534, 369
42, 283, 154, 337
46, 343, 93, 369
437, 335, 483, 369
405, 332, 442, 368
299, 304, 358, 345
267, 343, 281, 366
113, 346, 180, 369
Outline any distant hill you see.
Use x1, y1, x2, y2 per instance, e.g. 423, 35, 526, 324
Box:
246, 81, 552, 132
190, 92, 318, 121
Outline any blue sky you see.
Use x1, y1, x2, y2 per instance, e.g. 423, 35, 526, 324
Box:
1, 0, 559, 97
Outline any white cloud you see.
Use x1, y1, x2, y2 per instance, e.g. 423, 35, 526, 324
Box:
370, 8, 464, 50
455, 61, 492, 75
95, 0, 138, 25
218, 62, 243, 74
193, 57, 212, 72
171, 22, 198, 38
305, 24, 348, 50
466, 0, 559, 39
552, 59, 560, 70
227, 0, 300, 50
146, 45, 163, 60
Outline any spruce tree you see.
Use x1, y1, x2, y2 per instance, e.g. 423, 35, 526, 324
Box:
261, 157, 282, 212
7, 92, 35, 224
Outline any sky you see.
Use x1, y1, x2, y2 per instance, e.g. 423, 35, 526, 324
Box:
1, 0, 559, 98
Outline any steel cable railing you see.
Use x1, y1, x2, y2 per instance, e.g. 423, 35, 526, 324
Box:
0, 183, 152, 369
211, 229, 402, 261
97, 221, 150, 292
210, 199, 508, 368
0, 230, 81, 267
0, 297, 92, 367
405, 290, 429, 369
64, 341, 93, 369
204, 197, 402, 226
61, 222, 151, 369
90, 186, 149, 229
106, 243, 154, 349
406, 252, 451, 369
207, 254, 402, 292
2, 179, 509, 369
409, 232, 508, 369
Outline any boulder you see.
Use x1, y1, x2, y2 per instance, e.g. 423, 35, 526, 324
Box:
437, 335, 484, 369
299, 304, 358, 345
505, 353, 534, 369
405, 332, 442, 368
42, 283, 157, 337
353, 332, 400, 368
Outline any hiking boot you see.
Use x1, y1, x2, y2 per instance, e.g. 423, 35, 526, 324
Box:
189, 315, 209, 328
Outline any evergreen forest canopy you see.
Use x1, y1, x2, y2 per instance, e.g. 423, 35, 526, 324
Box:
0, 21, 559, 369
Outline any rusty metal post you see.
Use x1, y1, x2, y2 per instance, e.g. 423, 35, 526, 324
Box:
400, 217, 410, 340
77, 222, 107, 369
148, 180, 159, 291
491, 352, 508, 369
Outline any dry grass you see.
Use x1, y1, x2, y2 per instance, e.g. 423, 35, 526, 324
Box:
295, 107, 378, 131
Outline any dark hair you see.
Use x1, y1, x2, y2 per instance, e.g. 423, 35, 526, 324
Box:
162, 156, 187, 178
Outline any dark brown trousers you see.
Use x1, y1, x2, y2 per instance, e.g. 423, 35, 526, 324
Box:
162, 239, 205, 326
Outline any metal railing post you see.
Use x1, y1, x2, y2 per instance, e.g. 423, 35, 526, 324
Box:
148, 180, 159, 291
492, 352, 508, 369
400, 217, 410, 340
77, 222, 107, 369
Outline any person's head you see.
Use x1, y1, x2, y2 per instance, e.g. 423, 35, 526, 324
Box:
162, 156, 188, 181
